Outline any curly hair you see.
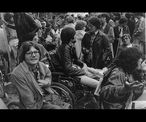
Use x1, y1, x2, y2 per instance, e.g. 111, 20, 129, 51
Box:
18, 41, 41, 63
115, 47, 142, 74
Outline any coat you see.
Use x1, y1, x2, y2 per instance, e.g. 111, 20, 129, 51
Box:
99, 67, 144, 109
10, 61, 52, 109
132, 17, 145, 44
92, 31, 112, 69
55, 44, 85, 76
81, 31, 94, 67
7, 13, 40, 49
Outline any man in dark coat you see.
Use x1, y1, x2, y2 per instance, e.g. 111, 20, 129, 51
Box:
88, 17, 112, 69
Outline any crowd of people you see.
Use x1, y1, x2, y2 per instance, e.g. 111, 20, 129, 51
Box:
0, 12, 146, 109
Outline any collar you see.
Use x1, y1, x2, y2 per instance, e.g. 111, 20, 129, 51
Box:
20, 61, 40, 73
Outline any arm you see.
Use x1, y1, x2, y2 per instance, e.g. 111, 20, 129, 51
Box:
100, 69, 131, 102
38, 63, 52, 86
6, 24, 16, 30
62, 46, 85, 76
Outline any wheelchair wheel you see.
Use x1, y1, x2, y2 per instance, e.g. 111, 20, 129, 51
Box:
7, 101, 24, 109
50, 82, 75, 109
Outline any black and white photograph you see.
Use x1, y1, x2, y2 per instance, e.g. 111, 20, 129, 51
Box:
0, 12, 145, 109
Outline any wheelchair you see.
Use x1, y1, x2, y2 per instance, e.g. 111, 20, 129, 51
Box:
41, 52, 101, 109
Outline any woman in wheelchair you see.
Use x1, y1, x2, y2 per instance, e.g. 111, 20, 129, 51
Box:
10, 41, 62, 109
54, 27, 105, 90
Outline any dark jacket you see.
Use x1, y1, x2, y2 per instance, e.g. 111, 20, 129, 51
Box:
99, 67, 144, 109
92, 31, 112, 69
55, 44, 85, 76
81, 31, 93, 66
7, 13, 40, 48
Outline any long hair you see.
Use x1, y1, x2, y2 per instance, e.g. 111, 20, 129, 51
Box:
18, 41, 41, 63
114, 47, 142, 74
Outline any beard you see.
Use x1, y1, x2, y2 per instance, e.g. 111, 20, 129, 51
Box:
132, 69, 143, 82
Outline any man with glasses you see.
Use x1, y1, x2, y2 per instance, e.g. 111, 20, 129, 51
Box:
10, 41, 62, 109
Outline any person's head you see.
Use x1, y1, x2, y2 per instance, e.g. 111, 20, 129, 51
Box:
66, 15, 74, 24
60, 27, 76, 45
77, 14, 83, 20
122, 34, 131, 46
18, 41, 41, 65
115, 47, 143, 74
3, 13, 14, 24
41, 21, 46, 28
108, 19, 115, 27
119, 17, 128, 27
75, 20, 87, 31
88, 16, 101, 32
99, 13, 110, 23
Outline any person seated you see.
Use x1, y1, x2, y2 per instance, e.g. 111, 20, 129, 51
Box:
10, 41, 62, 109
99, 47, 145, 109
54, 27, 106, 89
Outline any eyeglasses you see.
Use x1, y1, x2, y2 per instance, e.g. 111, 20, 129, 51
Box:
26, 51, 39, 56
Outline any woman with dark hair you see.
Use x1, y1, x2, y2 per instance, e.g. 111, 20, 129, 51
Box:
10, 41, 61, 109
99, 47, 145, 109
55, 27, 105, 89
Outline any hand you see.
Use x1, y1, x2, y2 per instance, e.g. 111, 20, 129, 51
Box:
124, 80, 143, 91
142, 60, 146, 71
38, 79, 51, 86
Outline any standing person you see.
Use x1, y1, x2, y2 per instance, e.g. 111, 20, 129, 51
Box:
10, 41, 62, 109
103, 19, 115, 58
63, 15, 75, 29
0, 27, 10, 76
74, 20, 87, 60
88, 16, 112, 69
2, 13, 18, 71
81, 22, 94, 67
132, 13, 145, 59
125, 13, 136, 40
5, 12, 40, 49
99, 47, 145, 109
113, 17, 130, 58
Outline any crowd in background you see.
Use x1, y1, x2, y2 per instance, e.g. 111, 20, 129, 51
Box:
0, 12, 145, 109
